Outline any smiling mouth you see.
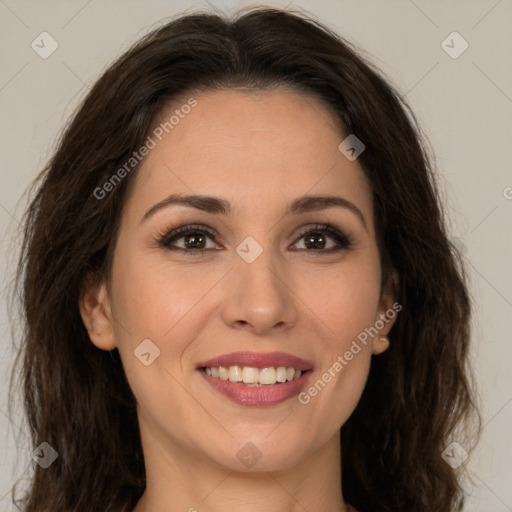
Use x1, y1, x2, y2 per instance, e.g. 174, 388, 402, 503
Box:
200, 365, 311, 386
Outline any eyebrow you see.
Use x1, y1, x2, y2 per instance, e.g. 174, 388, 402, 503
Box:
140, 193, 367, 230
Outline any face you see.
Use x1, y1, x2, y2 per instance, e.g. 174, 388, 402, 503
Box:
80, 87, 396, 473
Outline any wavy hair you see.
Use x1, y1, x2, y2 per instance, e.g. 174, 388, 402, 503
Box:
8, 6, 480, 512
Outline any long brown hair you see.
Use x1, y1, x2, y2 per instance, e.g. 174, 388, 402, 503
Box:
8, 6, 480, 511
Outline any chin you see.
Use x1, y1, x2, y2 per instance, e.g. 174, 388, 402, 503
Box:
206, 435, 307, 473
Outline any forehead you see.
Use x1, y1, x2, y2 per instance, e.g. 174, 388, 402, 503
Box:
126, 87, 373, 223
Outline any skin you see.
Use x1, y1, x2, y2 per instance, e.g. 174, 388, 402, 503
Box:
79, 87, 397, 512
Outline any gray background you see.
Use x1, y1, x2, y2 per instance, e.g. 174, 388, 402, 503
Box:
1, 0, 511, 510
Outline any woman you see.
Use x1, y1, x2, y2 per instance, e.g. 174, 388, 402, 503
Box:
8, 6, 480, 512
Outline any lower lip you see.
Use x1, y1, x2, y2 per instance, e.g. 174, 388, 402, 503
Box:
199, 369, 312, 406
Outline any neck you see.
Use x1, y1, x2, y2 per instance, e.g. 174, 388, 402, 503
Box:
132, 411, 349, 512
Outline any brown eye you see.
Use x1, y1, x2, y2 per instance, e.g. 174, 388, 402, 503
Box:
303, 232, 328, 250
292, 224, 352, 252
159, 225, 220, 254
181, 233, 207, 250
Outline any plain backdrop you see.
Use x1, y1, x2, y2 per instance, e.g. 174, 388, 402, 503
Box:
0, 0, 511, 510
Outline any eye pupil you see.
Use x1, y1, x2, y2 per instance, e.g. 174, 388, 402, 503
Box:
185, 234, 206, 249
161, 224, 349, 255
305, 233, 325, 250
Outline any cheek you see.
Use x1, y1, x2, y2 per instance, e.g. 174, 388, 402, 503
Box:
110, 244, 211, 340
300, 331, 373, 433
108, 244, 227, 407
296, 259, 380, 424
306, 258, 382, 340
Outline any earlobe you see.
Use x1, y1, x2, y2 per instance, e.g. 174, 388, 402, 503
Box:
372, 334, 390, 355
78, 275, 117, 351
372, 269, 399, 355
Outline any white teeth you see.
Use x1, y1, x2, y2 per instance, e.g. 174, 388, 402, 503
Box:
203, 365, 306, 385
276, 366, 288, 383
259, 367, 276, 385
242, 366, 259, 384
228, 365, 243, 382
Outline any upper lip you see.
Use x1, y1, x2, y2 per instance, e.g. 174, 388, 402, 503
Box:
196, 351, 314, 371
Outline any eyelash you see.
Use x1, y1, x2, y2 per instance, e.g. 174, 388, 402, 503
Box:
157, 222, 352, 256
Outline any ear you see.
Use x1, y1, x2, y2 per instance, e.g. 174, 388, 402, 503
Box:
372, 269, 400, 355
78, 274, 117, 351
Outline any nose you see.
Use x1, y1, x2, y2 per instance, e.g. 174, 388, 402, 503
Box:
221, 246, 298, 336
